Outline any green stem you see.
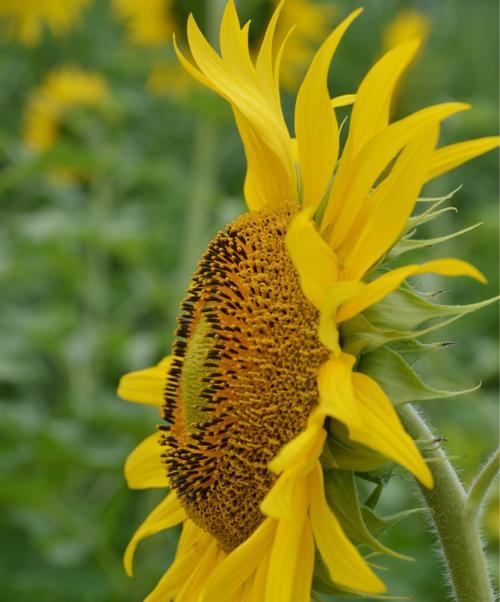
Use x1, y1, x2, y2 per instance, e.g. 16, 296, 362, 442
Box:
399, 404, 495, 602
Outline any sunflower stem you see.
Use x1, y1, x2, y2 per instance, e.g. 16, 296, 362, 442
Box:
399, 404, 496, 602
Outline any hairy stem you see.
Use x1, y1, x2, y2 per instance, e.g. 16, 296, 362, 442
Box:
399, 404, 495, 602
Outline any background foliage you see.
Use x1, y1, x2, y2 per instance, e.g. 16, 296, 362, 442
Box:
0, 0, 497, 600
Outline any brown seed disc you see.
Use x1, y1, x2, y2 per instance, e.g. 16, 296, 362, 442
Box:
161, 205, 328, 552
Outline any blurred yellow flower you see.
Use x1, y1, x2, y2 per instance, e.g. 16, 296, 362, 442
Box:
24, 67, 109, 154
275, 0, 337, 91
113, 0, 176, 47
0, 0, 89, 46
147, 61, 193, 98
383, 8, 430, 52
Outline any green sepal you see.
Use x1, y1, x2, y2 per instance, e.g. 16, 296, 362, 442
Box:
342, 286, 498, 355
357, 346, 479, 406
404, 186, 461, 234
386, 222, 481, 262
388, 339, 455, 366
355, 468, 394, 487
363, 483, 384, 509
361, 505, 429, 538
313, 556, 410, 600
326, 424, 391, 472
405, 204, 456, 232
342, 313, 459, 355
323, 470, 410, 560
415, 186, 462, 203
363, 283, 497, 332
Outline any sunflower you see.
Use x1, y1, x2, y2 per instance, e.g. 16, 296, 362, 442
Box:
118, 2, 499, 600
112, 0, 177, 47
383, 8, 430, 52
23, 67, 109, 180
0, 0, 89, 46
24, 67, 109, 153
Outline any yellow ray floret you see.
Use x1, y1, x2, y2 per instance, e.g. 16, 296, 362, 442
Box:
118, 355, 172, 407
124, 432, 169, 490
124, 491, 186, 576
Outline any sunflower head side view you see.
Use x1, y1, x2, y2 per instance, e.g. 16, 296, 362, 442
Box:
117, 1, 499, 600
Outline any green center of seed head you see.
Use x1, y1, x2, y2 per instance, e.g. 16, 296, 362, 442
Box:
181, 316, 213, 431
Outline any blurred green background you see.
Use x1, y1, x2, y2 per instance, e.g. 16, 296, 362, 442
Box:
0, 0, 498, 600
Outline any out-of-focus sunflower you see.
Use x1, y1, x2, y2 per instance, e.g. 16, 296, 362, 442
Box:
0, 0, 89, 46
112, 0, 177, 47
118, 2, 499, 600
274, 0, 337, 91
147, 61, 192, 98
383, 7, 430, 52
23, 67, 109, 179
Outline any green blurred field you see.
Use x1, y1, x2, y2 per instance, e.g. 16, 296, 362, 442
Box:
0, 1, 498, 600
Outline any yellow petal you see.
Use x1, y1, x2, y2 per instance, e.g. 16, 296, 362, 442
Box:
291, 519, 315, 602
318, 281, 366, 353
268, 411, 325, 474
342, 124, 439, 280
317, 353, 364, 431
427, 136, 500, 181
124, 432, 168, 490
348, 39, 420, 155
337, 258, 486, 323
295, 9, 362, 210
286, 208, 339, 309
176, 519, 206, 557
173, 35, 215, 91
308, 463, 386, 593
321, 102, 469, 245
124, 491, 186, 577
351, 372, 433, 488
261, 422, 325, 519
201, 519, 276, 602
143, 527, 208, 601
264, 484, 308, 602
152, 539, 220, 602
117, 356, 171, 407
219, 1, 256, 84
248, 550, 270, 601
235, 108, 292, 210
331, 93, 356, 109
255, 1, 285, 115
185, 11, 295, 208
